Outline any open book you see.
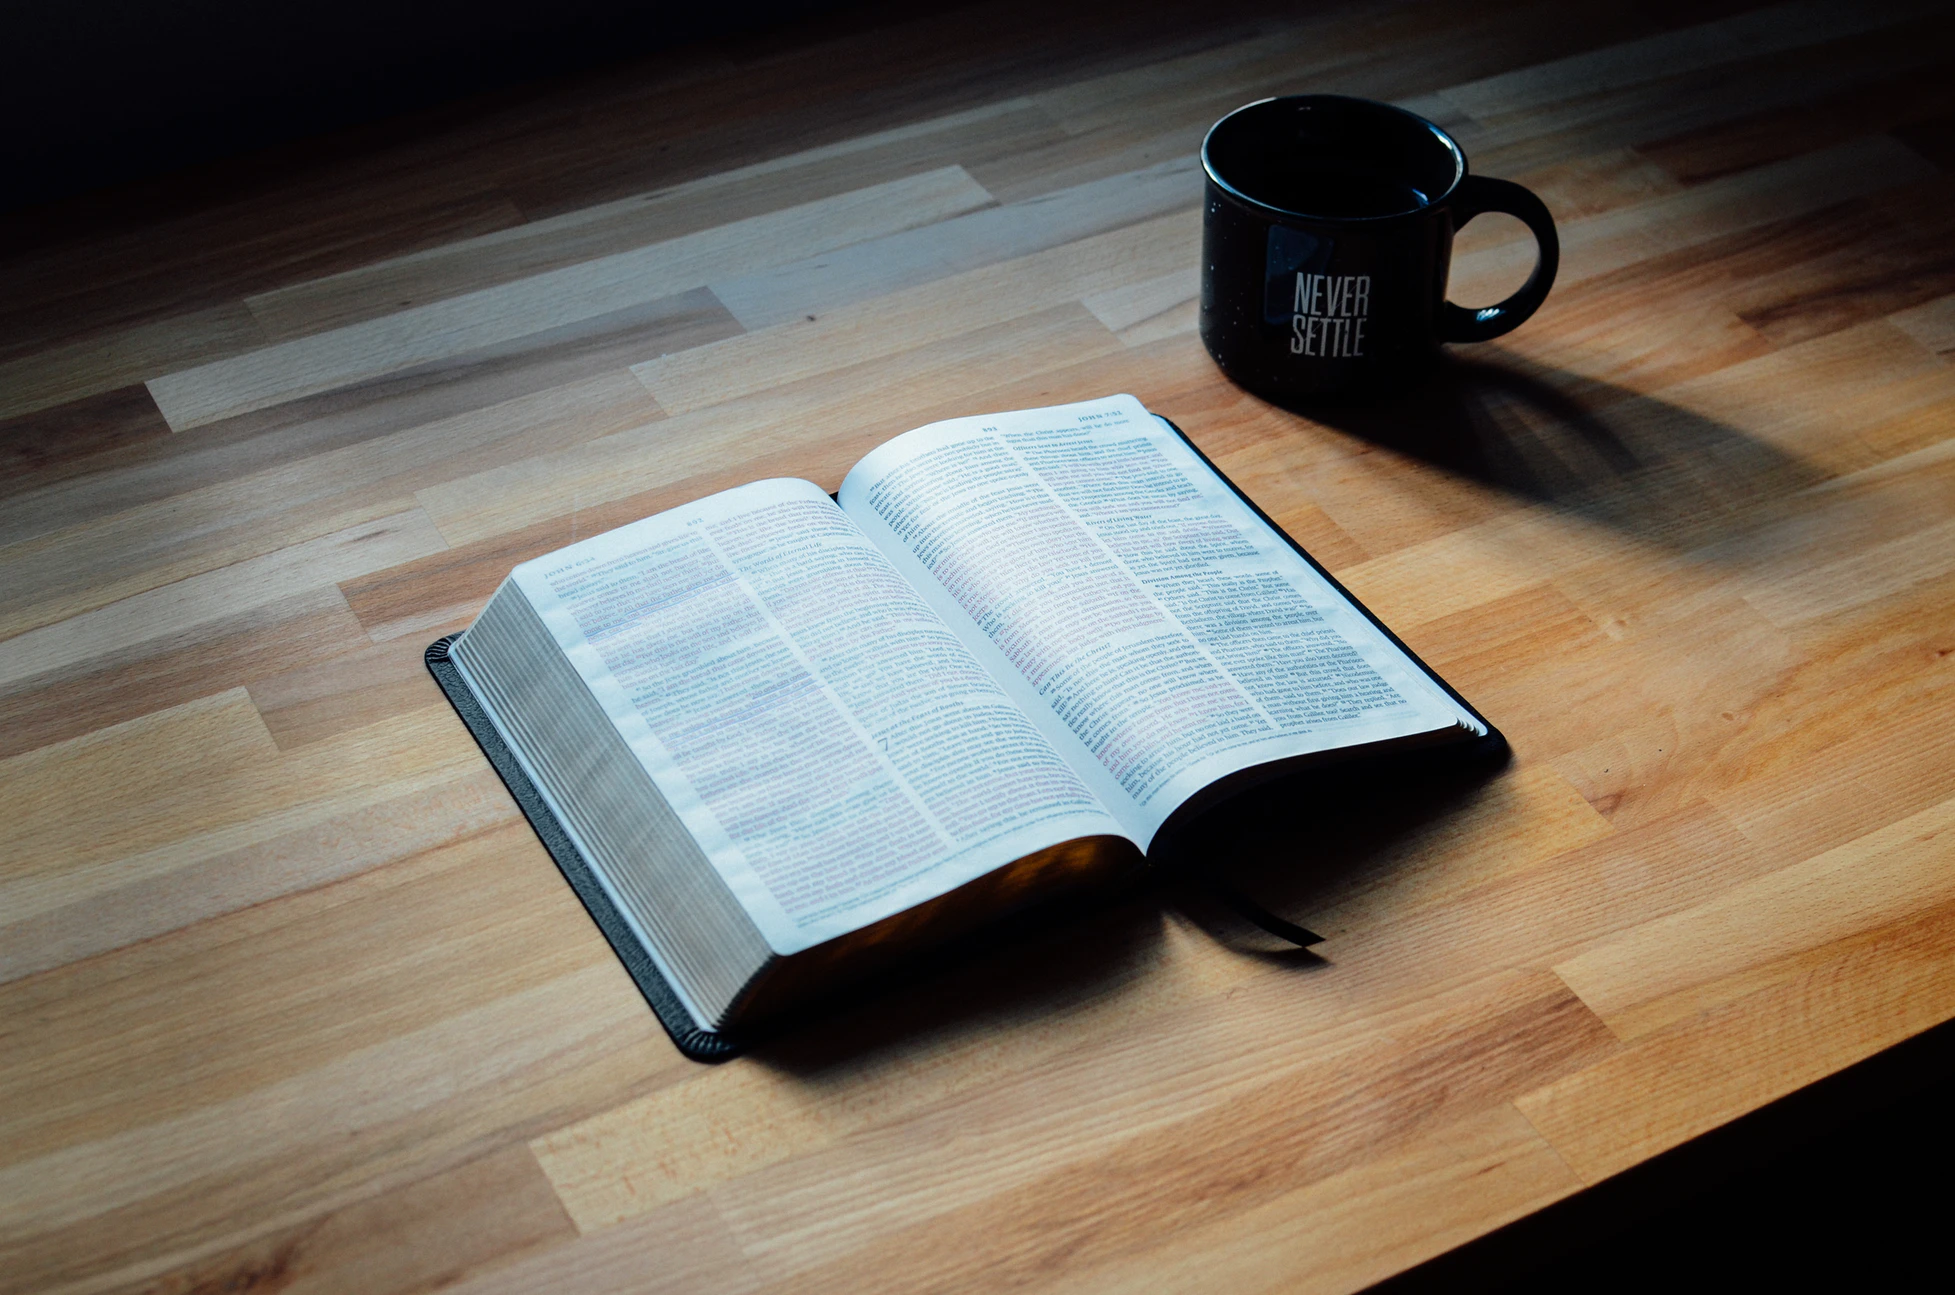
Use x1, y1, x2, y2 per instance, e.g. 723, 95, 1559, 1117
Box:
431, 394, 1495, 1056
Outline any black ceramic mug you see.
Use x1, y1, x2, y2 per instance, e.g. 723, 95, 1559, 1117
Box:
1199, 94, 1558, 402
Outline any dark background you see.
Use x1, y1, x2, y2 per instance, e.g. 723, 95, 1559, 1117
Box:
1378, 1013, 1955, 1292
0, 0, 847, 211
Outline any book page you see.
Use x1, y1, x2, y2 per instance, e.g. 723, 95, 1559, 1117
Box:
508, 478, 1126, 954
839, 394, 1481, 846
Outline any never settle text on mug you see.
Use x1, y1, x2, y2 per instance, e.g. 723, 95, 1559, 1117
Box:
1201, 95, 1559, 401
1291, 273, 1369, 358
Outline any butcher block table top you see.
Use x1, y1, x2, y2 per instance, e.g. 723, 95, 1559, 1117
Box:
5, 0, 1954, 1290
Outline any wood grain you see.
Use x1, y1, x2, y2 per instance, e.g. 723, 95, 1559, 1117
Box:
147, 168, 995, 429
241, 101, 1064, 341
4, 0, 1954, 1290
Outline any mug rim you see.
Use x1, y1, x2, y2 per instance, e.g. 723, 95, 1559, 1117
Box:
1200, 93, 1466, 224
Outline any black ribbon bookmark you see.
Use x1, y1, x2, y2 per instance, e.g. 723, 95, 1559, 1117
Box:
1198, 873, 1325, 948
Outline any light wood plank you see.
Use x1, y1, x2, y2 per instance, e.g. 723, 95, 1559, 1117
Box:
249, 632, 459, 748
0, 509, 447, 689
0, 689, 277, 887
1446, 135, 1939, 306
1306, 803, 1782, 1005
636, 209, 1198, 414
708, 154, 1201, 330
146, 167, 995, 429
244, 99, 1060, 340
1024, 1105, 1581, 1295
1744, 516, 1955, 625
1712, 689, 1955, 866
419, 302, 1124, 546
0, 955, 652, 1294
90, 1144, 577, 1295
0, 767, 516, 987
1556, 794, 1955, 1043
0, 587, 370, 762
1516, 897, 1955, 1183
0, 370, 656, 638
1337, 507, 1619, 631
0, 702, 473, 929
444, 1194, 757, 1295
707, 973, 1613, 1290
533, 908, 1258, 1232
1083, 265, 1201, 337
0, 305, 266, 422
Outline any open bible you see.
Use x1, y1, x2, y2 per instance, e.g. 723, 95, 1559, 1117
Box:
430, 394, 1498, 1057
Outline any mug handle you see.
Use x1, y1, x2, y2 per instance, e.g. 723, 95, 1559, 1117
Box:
1438, 175, 1559, 343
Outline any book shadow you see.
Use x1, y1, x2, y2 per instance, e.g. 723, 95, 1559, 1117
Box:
1283, 351, 1826, 554
1158, 740, 1515, 959
746, 876, 1176, 1079
746, 743, 1507, 1077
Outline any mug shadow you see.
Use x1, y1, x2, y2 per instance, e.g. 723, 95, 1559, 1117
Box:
1285, 350, 1825, 553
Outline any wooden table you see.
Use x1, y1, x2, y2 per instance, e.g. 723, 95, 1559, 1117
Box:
5, 0, 1953, 1289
